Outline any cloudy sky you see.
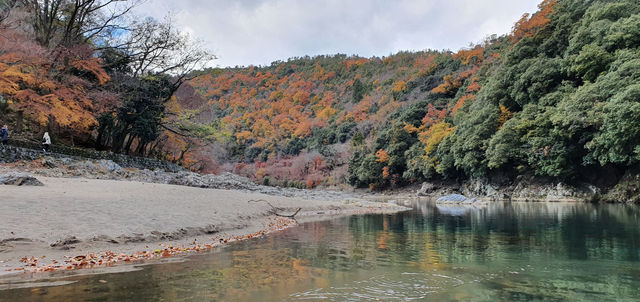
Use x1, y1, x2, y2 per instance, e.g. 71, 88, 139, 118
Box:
135, 0, 541, 67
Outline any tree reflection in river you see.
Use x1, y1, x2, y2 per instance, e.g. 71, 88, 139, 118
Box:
1, 200, 639, 301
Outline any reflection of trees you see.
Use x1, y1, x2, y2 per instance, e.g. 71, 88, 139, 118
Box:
4, 202, 640, 301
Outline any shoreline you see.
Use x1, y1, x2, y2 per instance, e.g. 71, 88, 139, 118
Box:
0, 176, 409, 278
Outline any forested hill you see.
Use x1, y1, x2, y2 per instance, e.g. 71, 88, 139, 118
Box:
2, 0, 639, 191
176, 0, 639, 189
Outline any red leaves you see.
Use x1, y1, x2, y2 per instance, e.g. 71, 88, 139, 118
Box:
422, 104, 447, 127
7, 217, 299, 274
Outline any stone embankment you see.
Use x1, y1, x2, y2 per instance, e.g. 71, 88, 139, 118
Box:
1, 140, 182, 172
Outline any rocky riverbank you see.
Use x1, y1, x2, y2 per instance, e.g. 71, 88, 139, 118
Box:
414, 173, 640, 204
0, 156, 352, 200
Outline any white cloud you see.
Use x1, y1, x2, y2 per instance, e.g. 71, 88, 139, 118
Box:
134, 0, 541, 67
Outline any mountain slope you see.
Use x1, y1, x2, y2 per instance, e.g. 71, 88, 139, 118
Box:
175, 0, 640, 192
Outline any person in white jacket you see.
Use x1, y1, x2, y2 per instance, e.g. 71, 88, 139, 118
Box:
42, 132, 51, 152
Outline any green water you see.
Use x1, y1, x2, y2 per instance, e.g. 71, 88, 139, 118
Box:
1, 200, 640, 301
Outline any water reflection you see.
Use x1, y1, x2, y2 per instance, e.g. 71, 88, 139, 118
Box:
1, 200, 639, 301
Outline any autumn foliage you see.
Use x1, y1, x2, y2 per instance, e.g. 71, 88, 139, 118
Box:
0, 30, 112, 141
511, 0, 557, 43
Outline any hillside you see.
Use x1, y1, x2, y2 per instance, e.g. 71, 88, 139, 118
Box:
2, 0, 639, 199
176, 0, 639, 193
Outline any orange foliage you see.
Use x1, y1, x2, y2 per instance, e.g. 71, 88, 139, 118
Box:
391, 80, 407, 93
69, 57, 110, 85
236, 130, 252, 142
466, 81, 481, 93
347, 95, 374, 122
293, 120, 313, 138
511, 0, 556, 43
453, 45, 484, 65
292, 90, 310, 105
431, 75, 462, 95
452, 94, 475, 115
343, 58, 369, 70
459, 66, 479, 79
498, 104, 513, 127
382, 166, 390, 179
0, 50, 106, 137
375, 149, 390, 163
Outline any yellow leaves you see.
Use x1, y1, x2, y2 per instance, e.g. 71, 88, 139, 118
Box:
343, 58, 369, 70
375, 149, 390, 163
316, 106, 337, 121
419, 122, 455, 164
403, 122, 420, 134
38, 80, 56, 93
3, 64, 38, 87
251, 119, 273, 137
269, 90, 283, 101
0, 51, 104, 137
498, 104, 513, 127
165, 96, 183, 115
0, 77, 20, 95
391, 80, 407, 93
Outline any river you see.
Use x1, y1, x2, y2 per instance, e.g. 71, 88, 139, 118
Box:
1, 199, 639, 301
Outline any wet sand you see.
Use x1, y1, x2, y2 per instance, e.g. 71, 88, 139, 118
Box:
0, 177, 407, 275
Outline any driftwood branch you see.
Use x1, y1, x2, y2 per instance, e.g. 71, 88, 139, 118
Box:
248, 199, 301, 219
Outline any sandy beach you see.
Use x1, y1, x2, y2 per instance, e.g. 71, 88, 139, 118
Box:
0, 176, 407, 275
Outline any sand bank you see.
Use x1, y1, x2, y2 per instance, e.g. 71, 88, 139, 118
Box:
0, 177, 406, 276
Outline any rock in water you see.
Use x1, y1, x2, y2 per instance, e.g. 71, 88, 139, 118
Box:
436, 193, 469, 202
0, 173, 44, 186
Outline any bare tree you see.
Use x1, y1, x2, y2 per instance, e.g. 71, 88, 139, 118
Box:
20, 0, 141, 47
101, 16, 215, 97
126, 17, 212, 81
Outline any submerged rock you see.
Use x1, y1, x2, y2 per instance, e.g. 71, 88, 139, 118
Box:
436, 193, 486, 205
437, 194, 471, 202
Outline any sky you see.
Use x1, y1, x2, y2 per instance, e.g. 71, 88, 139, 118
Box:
134, 0, 542, 67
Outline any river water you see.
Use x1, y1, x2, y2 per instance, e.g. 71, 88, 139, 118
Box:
1, 199, 639, 301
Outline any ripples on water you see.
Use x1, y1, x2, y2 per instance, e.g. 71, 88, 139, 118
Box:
1, 200, 640, 301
